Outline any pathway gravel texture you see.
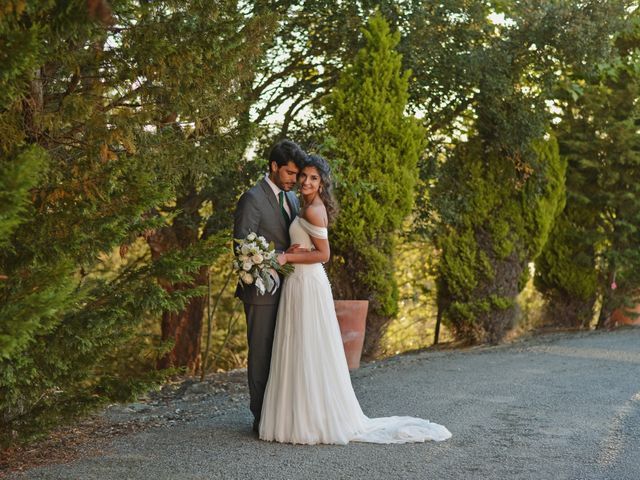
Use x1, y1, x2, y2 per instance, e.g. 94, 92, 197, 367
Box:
11, 328, 640, 480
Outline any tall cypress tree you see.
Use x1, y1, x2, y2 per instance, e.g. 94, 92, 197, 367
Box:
0, 1, 168, 445
434, 137, 566, 343
325, 12, 425, 357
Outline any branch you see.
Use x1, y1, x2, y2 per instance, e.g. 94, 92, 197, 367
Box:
423, 96, 474, 136
281, 95, 316, 136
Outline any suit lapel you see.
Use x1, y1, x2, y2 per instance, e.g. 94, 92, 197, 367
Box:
259, 178, 288, 230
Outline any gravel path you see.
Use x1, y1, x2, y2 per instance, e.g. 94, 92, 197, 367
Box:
11, 328, 640, 480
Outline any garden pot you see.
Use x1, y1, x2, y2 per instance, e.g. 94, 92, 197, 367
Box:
609, 303, 640, 326
334, 300, 368, 370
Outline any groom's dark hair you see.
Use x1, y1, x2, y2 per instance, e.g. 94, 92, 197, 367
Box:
269, 139, 306, 169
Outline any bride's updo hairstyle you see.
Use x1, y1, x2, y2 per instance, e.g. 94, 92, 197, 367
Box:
305, 154, 338, 224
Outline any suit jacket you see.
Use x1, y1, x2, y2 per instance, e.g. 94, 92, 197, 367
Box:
233, 178, 300, 305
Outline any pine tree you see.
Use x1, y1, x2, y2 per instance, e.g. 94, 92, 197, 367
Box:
0, 0, 273, 446
325, 12, 425, 357
123, 1, 275, 373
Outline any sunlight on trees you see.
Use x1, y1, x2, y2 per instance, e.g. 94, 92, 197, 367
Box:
1, 0, 639, 447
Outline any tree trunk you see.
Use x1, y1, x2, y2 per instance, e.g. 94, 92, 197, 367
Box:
23, 68, 44, 143
596, 274, 617, 330
156, 268, 208, 373
596, 295, 612, 330
542, 293, 596, 329
361, 309, 385, 360
147, 201, 207, 373
434, 298, 443, 346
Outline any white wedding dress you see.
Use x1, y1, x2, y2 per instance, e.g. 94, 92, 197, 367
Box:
259, 217, 452, 445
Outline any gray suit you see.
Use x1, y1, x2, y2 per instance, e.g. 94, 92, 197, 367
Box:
233, 178, 299, 426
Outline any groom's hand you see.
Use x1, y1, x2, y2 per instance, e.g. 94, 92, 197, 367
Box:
286, 244, 309, 254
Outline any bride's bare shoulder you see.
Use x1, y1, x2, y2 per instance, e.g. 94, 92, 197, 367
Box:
302, 202, 328, 228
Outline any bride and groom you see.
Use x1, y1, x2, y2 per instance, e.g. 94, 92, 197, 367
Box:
233, 140, 451, 445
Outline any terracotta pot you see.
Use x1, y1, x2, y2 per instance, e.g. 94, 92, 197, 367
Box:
610, 303, 640, 326
334, 300, 368, 370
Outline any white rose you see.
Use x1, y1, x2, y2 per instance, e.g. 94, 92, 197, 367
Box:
241, 244, 250, 255
247, 232, 256, 241
242, 261, 252, 271
252, 253, 264, 264
239, 254, 249, 262
240, 271, 254, 284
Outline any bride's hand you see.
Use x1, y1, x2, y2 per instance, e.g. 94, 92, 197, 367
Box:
277, 253, 288, 266
286, 244, 308, 254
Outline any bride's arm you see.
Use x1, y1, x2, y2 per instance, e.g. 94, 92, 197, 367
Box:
277, 205, 329, 265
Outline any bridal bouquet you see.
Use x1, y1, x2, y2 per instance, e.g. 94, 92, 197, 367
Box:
233, 232, 294, 295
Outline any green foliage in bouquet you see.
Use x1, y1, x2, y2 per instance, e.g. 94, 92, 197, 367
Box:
233, 232, 294, 295
324, 12, 425, 357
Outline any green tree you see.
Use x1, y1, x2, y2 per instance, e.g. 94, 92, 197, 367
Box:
123, 1, 275, 372
249, 1, 411, 132
0, 0, 168, 446
536, 11, 640, 327
0, 0, 272, 445
424, 1, 624, 343
325, 12, 425, 357
534, 213, 599, 328
434, 137, 566, 342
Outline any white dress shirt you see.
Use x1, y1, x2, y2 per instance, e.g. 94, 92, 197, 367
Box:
265, 174, 291, 217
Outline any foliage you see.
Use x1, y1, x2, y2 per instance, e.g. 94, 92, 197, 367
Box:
534, 213, 599, 327
325, 12, 425, 357
515, 269, 547, 333
433, 137, 566, 343
199, 251, 247, 374
248, 0, 413, 143
380, 237, 452, 357
536, 9, 640, 326
120, 1, 275, 372
420, 1, 625, 343
1, 0, 639, 449
0, 0, 272, 446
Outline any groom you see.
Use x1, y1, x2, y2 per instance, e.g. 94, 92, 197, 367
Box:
233, 139, 306, 432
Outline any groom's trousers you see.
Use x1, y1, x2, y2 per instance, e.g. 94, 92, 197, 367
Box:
244, 302, 279, 425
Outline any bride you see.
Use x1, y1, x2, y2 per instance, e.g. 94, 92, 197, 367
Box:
259, 154, 451, 445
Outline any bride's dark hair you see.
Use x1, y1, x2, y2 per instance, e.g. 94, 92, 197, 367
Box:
304, 154, 338, 224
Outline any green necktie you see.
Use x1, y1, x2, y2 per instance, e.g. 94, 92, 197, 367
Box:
278, 191, 290, 224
